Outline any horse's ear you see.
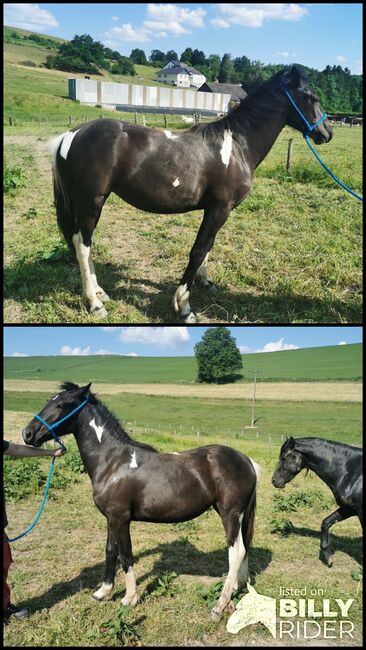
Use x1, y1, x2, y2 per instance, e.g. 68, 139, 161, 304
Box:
288, 436, 295, 448
281, 66, 301, 89
81, 382, 92, 394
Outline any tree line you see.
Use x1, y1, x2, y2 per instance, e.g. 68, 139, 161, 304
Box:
6, 27, 362, 113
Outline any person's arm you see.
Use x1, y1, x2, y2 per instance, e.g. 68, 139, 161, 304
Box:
4, 442, 65, 458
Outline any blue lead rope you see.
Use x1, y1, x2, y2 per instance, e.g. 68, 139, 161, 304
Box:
5, 397, 89, 543
282, 86, 363, 202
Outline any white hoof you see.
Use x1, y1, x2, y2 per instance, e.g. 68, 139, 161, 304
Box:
121, 593, 139, 607
90, 305, 108, 319
210, 607, 222, 622
96, 289, 110, 302
184, 311, 196, 323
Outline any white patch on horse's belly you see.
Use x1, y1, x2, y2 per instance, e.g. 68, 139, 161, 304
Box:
89, 418, 104, 443
220, 129, 233, 167
130, 451, 138, 468
164, 130, 178, 140
172, 177, 180, 187
60, 129, 79, 160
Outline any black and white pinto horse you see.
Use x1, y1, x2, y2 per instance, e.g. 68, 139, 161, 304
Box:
49, 66, 332, 322
22, 382, 259, 620
272, 437, 363, 566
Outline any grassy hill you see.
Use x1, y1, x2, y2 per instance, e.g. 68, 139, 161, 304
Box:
3, 343, 362, 383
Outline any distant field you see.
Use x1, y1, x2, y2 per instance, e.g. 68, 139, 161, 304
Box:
3, 344, 363, 383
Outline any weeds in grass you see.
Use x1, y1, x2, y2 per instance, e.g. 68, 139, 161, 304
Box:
147, 570, 178, 599
196, 580, 243, 610
273, 490, 334, 513
4, 457, 46, 499
99, 606, 142, 646
4, 162, 26, 194
22, 207, 38, 219
269, 518, 295, 536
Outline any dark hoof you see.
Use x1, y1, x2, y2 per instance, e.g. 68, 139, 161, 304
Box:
320, 549, 333, 567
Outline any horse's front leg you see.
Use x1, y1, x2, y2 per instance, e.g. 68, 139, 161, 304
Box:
320, 507, 352, 567
92, 523, 118, 601
110, 517, 139, 607
173, 205, 230, 323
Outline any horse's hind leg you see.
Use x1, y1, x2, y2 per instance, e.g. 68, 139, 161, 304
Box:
194, 253, 217, 292
320, 507, 352, 567
211, 511, 246, 621
173, 205, 230, 323
92, 523, 118, 601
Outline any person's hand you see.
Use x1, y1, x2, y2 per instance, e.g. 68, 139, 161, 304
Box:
54, 448, 66, 457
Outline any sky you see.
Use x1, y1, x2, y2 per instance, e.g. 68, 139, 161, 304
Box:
3, 326, 362, 358
3, 3, 363, 74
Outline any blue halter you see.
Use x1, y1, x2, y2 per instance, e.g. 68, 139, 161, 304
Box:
282, 86, 363, 202
5, 398, 89, 543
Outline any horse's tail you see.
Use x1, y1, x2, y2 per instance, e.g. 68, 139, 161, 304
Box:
48, 133, 75, 254
241, 485, 256, 553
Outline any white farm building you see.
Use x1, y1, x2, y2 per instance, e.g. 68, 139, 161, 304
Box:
156, 60, 206, 88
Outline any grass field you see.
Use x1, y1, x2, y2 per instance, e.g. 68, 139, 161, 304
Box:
4, 53, 363, 323
3, 388, 363, 647
3, 343, 363, 383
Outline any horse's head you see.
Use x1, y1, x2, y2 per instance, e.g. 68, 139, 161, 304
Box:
280, 66, 333, 144
22, 382, 92, 447
271, 436, 305, 488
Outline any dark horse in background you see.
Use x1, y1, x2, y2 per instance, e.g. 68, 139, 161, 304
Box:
49, 66, 332, 322
22, 382, 259, 620
272, 437, 363, 566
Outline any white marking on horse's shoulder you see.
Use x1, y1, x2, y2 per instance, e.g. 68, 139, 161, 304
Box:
164, 130, 178, 140
168, 452, 180, 455
60, 129, 80, 160
89, 418, 104, 443
129, 451, 138, 468
172, 177, 180, 187
220, 129, 233, 167
52, 394, 59, 400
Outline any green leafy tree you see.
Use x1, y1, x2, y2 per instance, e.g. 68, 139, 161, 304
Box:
191, 49, 207, 67
194, 327, 243, 384
130, 48, 147, 65
218, 53, 235, 83
111, 57, 136, 76
166, 49, 178, 61
181, 47, 193, 64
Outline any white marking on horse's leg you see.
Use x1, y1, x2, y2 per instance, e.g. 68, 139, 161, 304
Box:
172, 177, 180, 187
172, 283, 196, 323
211, 514, 246, 620
59, 129, 80, 160
220, 129, 233, 167
92, 581, 114, 601
163, 130, 178, 140
72, 232, 107, 317
121, 566, 139, 606
129, 451, 138, 468
88, 255, 110, 301
89, 418, 104, 443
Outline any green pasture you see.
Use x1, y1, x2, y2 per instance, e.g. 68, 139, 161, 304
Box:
3, 393, 363, 646
3, 343, 363, 383
4, 389, 362, 446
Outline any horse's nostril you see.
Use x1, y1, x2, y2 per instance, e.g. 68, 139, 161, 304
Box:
22, 428, 32, 443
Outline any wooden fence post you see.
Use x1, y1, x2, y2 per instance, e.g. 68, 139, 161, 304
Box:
134, 111, 137, 124
286, 138, 294, 170
68, 115, 72, 126
9, 116, 13, 126
164, 112, 167, 127
142, 114, 146, 127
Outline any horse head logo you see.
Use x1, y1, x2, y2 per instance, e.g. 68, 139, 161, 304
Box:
226, 583, 276, 637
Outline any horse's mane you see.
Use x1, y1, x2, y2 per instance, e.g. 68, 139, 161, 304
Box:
189, 68, 309, 141
60, 382, 157, 452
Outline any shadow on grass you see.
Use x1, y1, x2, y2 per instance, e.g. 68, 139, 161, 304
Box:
4, 255, 362, 324
288, 525, 363, 565
17, 541, 272, 613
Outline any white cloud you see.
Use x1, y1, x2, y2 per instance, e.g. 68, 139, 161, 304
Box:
4, 3, 59, 32
336, 55, 347, 63
103, 4, 206, 45
213, 4, 308, 28
60, 345, 91, 356
338, 341, 347, 346
119, 327, 190, 347
100, 327, 121, 332
210, 17, 230, 28
276, 51, 290, 57
257, 338, 299, 353
239, 345, 252, 354
122, 352, 139, 357
11, 352, 29, 357
112, 16, 119, 22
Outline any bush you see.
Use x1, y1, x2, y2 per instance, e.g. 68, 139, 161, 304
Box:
269, 518, 294, 536
4, 457, 46, 500
21, 60, 38, 67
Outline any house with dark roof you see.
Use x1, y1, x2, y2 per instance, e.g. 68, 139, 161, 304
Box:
155, 61, 206, 88
198, 82, 247, 104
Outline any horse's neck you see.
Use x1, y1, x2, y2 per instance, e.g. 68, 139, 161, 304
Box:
234, 100, 287, 169
298, 440, 338, 488
73, 404, 130, 479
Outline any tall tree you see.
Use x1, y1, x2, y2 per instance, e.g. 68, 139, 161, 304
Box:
218, 53, 235, 83
194, 327, 243, 384
180, 47, 193, 64
130, 48, 147, 65
166, 49, 178, 61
